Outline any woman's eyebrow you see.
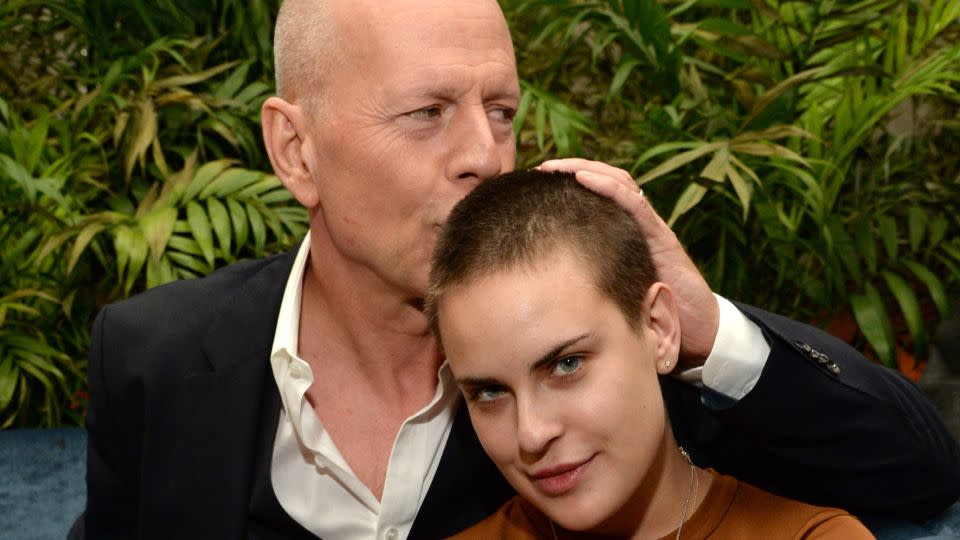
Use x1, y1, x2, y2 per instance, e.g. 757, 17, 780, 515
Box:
454, 333, 591, 388
455, 375, 501, 389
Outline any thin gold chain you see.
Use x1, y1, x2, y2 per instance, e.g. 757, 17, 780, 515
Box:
675, 447, 697, 540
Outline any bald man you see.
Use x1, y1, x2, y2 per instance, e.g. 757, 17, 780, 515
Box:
81, 1, 960, 538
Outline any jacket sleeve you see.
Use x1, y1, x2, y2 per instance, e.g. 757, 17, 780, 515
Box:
663, 302, 960, 521
84, 306, 141, 538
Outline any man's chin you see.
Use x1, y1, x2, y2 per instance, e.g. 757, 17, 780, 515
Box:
407, 297, 426, 312
399, 273, 430, 311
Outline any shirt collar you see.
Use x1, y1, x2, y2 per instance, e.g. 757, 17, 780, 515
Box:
270, 231, 313, 361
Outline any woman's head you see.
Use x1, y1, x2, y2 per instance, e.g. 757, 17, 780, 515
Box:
427, 169, 658, 331
426, 170, 682, 533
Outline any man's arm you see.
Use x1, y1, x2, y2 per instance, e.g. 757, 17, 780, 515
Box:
540, 158, 960, 520
664, 302, 960, 520
539, 158, 720, 363
84, 307, 141, 537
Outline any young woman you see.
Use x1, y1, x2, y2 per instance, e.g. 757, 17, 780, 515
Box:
425, 169, 874, 539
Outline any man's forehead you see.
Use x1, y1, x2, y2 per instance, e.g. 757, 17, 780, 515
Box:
336, 0, 513, 49
330, 0, 517, 94
342, 0, 505, 18
379, 65, 520, 101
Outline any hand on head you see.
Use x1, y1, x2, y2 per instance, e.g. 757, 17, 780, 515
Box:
539, 158, 721, 366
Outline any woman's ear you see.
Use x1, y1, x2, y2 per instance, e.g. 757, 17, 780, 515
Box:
261, 97, 320, 208
644, 283, 681, 375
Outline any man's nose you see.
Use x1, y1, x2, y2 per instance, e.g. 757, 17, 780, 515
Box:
446, 106, 506, 184
515, 395, 563, 460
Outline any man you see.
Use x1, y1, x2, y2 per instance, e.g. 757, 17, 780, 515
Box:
83, 0, 960, 538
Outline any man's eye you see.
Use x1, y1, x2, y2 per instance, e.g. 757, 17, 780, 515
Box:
489, 107, 516, 122
407, 106, 442, 120
551, 355, 583, 377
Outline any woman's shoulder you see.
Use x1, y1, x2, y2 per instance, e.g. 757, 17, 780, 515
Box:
445, 472, 875, 539
717, 472, 875, 539
445, 496, 548, 540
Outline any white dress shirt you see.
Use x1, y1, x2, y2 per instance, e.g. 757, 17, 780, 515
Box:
267, 234, 770, 539
269, 233, 460, 540
677, 295, 770, 400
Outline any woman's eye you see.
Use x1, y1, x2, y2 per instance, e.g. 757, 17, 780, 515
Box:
472, 386, 505, 403
407, 106, 442, 120
551, 355, 583, 377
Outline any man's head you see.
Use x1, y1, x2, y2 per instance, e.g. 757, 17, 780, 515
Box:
425, 169, 682, 534
273, 0, 339, 113
262, 0, 520, 301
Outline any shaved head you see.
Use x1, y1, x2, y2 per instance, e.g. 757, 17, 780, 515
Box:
273, 0, 341, 112
273, 0, 515, 116
262, 0, 519, 298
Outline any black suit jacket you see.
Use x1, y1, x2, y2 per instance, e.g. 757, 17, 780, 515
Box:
83, 250, 960, 538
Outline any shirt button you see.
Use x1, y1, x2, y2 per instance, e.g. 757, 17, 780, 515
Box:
385, 528, 399, 540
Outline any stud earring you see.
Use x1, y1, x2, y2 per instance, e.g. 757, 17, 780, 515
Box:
664, 360, 672, 368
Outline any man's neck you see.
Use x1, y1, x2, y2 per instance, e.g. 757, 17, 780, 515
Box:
297, 233, 441, 400
281, 231, 449, 502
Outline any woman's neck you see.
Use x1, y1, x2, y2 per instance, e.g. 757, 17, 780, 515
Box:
552, 440, 712, 540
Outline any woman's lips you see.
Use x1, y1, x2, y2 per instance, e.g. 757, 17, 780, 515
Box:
529, 455, 595, 496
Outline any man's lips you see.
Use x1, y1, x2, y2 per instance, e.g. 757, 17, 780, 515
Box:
527, 454, 596, 496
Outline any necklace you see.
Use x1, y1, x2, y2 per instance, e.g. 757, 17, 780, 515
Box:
675, 447, 697, 540
549, 448, 698, 540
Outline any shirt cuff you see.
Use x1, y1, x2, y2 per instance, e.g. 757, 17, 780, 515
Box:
674, 294, 770, 402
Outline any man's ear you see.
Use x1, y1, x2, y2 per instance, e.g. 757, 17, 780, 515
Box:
645, 283, 681, 375
261, 96, 320, 208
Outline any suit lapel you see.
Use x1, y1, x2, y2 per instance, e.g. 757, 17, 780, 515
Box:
161, 251, 297, 537
156, 248, 512, 538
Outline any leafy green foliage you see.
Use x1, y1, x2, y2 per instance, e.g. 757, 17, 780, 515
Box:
2, 0, 958, 426
0, 0, 301, 427
508, 0, 960, 369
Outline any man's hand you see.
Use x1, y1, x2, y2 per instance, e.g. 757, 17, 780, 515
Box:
539, 158, 720, 366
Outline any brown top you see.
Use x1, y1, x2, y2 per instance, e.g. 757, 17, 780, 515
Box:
447, 470, 875, 539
